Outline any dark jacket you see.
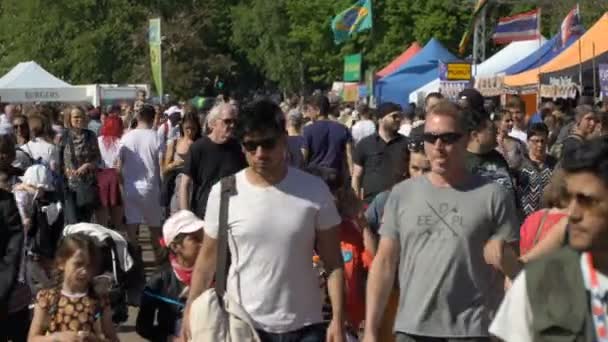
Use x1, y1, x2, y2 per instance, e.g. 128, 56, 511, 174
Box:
136, 265, 186, 341
526, 246, 595, 342
0, 189, 24, 315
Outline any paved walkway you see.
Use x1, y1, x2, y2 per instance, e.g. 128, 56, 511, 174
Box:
117, 226, 158, 341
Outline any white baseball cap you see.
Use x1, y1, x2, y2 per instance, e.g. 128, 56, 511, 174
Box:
163, 210, 205, 246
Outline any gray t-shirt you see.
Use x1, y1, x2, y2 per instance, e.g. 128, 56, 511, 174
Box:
380, 175, 519, 338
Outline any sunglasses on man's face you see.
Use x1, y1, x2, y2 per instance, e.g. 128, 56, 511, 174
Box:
242, 137, 279, 152
221, 118, 236, 126
422, 132, 463, 145
13, 123, 27, 130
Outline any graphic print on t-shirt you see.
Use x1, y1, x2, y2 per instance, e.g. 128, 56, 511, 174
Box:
417, 202, 464, 237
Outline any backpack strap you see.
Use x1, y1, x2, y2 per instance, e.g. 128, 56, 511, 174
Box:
532, 209, 550, 247
215, 174, 237, 307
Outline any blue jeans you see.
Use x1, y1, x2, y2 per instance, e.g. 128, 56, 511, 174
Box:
256, 323, 327, 342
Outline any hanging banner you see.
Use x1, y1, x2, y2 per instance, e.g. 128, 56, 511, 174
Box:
439, 61, 472, 81
343, 83, 359, 102
344, 54, 362, 82
599, 64, 608, 98
149, 18, 163, 101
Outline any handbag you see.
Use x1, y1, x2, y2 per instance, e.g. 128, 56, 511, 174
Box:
189, 175, 261, 342
66, 131, 99, 208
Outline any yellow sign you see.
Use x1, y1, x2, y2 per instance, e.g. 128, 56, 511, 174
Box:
446, 63, 471, 81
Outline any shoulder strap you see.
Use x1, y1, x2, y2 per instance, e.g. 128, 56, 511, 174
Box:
215, 174, 237, 306
533, 209, 550, 246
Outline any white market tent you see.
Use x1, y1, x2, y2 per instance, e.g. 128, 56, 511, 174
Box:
0, 61, 91, 103
408, 38, 546, 103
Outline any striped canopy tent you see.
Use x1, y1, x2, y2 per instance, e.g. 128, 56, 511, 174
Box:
376, 42, 422, 78
504, 12, 608, 98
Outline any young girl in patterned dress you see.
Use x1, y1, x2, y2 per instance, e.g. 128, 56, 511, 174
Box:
27, 234, 118, 342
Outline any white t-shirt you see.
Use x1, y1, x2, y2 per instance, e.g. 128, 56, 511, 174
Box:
509, 127, 527, 143
490, 252, 608, 342
118, 128, 163, 193
18, 138, 60, 171
98, 137, 120, 169
351, 119, 376, 145
204, 167, 341, 333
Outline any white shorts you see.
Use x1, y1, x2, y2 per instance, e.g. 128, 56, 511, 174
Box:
123, 187, 162, 227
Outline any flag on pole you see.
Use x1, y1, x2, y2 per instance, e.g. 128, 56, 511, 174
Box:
558, 4, 583, 48
149, 18, 163, 101
458, 0, 489, 55
331, 0, 373, 45
492, 9, 541, 45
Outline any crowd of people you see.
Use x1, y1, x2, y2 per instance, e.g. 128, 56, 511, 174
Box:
0, 87, 606, 342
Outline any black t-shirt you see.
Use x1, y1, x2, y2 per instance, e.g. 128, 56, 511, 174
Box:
183, 136, 246, 218
464, 149, 515, 194
353, 133, 409, 202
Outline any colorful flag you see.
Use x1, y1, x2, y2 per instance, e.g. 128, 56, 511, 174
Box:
458, 0, 489, 55
492, 8, 541, 45
559, 4, 583, 48
149, 18, 163, 101
331, 0, 373, 45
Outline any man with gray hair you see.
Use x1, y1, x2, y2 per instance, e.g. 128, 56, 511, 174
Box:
179, 103, 246, 218
559, 104, 599, 160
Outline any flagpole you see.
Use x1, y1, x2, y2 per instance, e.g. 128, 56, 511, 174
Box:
578, 37, 583, 91
537, 7, 542, 107
593, 42, 597, 99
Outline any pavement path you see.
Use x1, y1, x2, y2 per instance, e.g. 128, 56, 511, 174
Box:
117, 226, 158, 342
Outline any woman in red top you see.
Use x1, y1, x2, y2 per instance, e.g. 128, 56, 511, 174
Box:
519, 170, 569, 256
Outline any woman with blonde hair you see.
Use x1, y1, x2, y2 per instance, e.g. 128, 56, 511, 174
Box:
60, 106, 100, 224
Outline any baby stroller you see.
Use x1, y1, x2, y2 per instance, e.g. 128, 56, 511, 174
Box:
63, 223, 137, 324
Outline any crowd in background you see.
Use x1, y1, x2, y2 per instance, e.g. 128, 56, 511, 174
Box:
0, 88, 607, 342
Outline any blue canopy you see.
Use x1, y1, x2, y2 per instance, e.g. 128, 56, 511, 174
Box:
374, 38, 458, 107
503, 33, 583, 75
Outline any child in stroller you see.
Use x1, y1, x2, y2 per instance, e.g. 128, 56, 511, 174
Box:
62, 223, 138, 324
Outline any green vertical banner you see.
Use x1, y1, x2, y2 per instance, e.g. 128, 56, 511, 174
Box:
344, 53, 362, 82
149, 18, 163, 102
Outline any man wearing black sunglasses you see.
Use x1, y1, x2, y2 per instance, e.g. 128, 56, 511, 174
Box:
352, 102, 409, 204
364, 100, 520, 342
179, 103, 246, 219
184, 99, 345, 341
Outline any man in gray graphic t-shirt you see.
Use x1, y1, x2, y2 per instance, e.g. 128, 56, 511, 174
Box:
363, 100, 520, 342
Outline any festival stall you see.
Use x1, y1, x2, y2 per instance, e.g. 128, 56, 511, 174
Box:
376, 42, 422, 78
409, 39, 545, 102
375, 38, 457, 107
0, 61, 92, 103
504, 13, 608, 99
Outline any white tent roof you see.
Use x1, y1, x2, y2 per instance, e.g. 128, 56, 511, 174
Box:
409, 38, 546, 103
0, 61, 91, 103
0, 61, 72, 88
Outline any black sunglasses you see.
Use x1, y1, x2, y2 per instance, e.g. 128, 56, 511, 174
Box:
242, 137, 279, 152
13, 123, 27, 129
222, 118, 236, 125
422, 132, 463, 145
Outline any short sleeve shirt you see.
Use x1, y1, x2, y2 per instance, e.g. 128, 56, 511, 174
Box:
353, 134, 409, 202
302, 120, 352, 173
379, 175, 519, 337
36, 288, 109, 334
183, 136, 246, 218
204, 168, 341, 333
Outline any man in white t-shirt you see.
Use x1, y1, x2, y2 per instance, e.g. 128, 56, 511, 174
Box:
117, 104, 164, 262
182, 99, 346, 341
490, 137, 608, 342
505, 96, 528, 143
